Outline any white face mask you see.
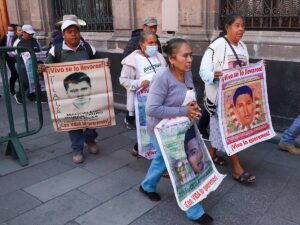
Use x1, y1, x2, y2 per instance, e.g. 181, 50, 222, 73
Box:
145, 45, 158, 57
7, 31, 14, 37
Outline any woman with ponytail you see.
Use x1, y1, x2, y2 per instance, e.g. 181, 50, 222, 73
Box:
199, 13, 255, 184
139, 38, 213, 224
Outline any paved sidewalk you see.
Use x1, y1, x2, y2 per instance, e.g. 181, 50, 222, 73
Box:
0, 98, 300, 225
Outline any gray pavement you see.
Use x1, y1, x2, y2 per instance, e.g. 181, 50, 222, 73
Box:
0, 97, 300, 225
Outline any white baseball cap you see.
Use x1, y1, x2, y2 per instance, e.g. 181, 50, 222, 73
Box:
56, 14, 86, 26
61, 20, 80, 31
22, 24, 35, 34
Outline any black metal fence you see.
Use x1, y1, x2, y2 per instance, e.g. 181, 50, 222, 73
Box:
53, 0, 113, 32
220, 0, 300, 31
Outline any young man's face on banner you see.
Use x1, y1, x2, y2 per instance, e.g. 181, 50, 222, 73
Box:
235, 93, 255, 126
66, 81, 91, 105
186, 138, 205, 174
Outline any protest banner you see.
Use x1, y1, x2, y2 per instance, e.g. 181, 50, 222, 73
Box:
218, 62, 276, 156
22, 51, 47, 93
155, 117, 225, 211
135, 88, 157, 159
43, 58, 115, 131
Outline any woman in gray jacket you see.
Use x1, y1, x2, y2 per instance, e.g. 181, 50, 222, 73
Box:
139, 38, 213, 224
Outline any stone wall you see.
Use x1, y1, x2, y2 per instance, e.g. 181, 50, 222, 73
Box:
6, 0, 299, 62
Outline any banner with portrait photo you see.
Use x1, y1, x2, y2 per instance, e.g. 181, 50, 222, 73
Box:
135, 88, 157, 159
22, 51, 48, 93
43, 59, 116, 131
155, 117, 225, 211
218, 62, 276, 156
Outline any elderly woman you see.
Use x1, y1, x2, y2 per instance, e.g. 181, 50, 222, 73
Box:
139, 38, 213, 224
119, 30, 167, 156
199, 13, 255, 184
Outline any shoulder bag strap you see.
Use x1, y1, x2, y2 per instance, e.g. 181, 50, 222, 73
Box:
223, 36, 242, 67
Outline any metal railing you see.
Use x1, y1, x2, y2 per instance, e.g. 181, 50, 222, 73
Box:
220, 0, 300, 31
53, 0, 114, 32
0, 46, 43, 166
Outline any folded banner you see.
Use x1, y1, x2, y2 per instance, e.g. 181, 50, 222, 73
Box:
43, 58, 116, 131
22, 51, 47, 93
135, 88, 157, 159
155, 117, 225, 211
218, 62, 276, 156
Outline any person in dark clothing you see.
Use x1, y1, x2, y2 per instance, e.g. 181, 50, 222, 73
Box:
13, 24, 42, 104
123, 16, 162, 58
15, 25, 23, 40
0, 24, 19, 96
123, 16, 162, 132
197, 106, 210, 140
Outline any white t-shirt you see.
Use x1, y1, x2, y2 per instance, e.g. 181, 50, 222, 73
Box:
200, 41, 249, 73
134, 53, 164, 83
200, 38, 249, 102
222, 42, 249, 70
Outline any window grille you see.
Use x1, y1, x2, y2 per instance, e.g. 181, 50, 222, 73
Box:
220, 0, 300, 31
53, 0, 113, 32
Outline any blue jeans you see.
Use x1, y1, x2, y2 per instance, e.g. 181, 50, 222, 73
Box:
68, 129, 98, 153
141, 136, 205, 220
280, 115, 300, 146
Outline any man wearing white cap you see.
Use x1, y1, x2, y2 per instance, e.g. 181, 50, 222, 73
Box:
13, 24, 42, 104
39, 19, 101, 164
50, 15, 86, 47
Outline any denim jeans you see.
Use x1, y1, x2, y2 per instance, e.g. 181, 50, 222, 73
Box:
68, 128, 98, 153
141, 136, 205, 220
280, 115, 300, 146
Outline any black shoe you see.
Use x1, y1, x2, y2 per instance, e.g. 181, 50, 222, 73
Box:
40, 94, 48, 103
13, 94, 22, 105
124, 118, 136, 130
139, 186, 161, 201
28, 93, 36, 101
192, 213, 213, 224
10, 89, 16, 96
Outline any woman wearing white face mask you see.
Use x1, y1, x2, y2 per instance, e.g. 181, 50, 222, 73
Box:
119, 30, 167, 156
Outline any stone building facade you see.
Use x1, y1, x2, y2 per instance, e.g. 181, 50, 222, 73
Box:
3, 0, 300, 129
5, 0, 300, 62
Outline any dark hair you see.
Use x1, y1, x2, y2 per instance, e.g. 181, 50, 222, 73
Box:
63, 72, 91, 91
233, 85, 253, 106
219, 13, 244, 37
8, 24, 17, 31
184, 126, 196, 155
162, 38, 189, 65
138, 30, 157, 49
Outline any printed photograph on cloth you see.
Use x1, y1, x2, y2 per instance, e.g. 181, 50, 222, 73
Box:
43, 59, 115, 131
219, 62, 275, 155
155, 117, 225, 211
22, 51, 47, 93
135, 88, 156, 159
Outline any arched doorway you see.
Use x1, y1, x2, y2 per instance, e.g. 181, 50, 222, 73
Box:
0, 0, 9, 39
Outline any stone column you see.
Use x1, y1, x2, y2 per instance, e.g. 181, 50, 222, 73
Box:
112, 0, 133, 36
5, 0, 21, 24
28, 0, 42, 29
